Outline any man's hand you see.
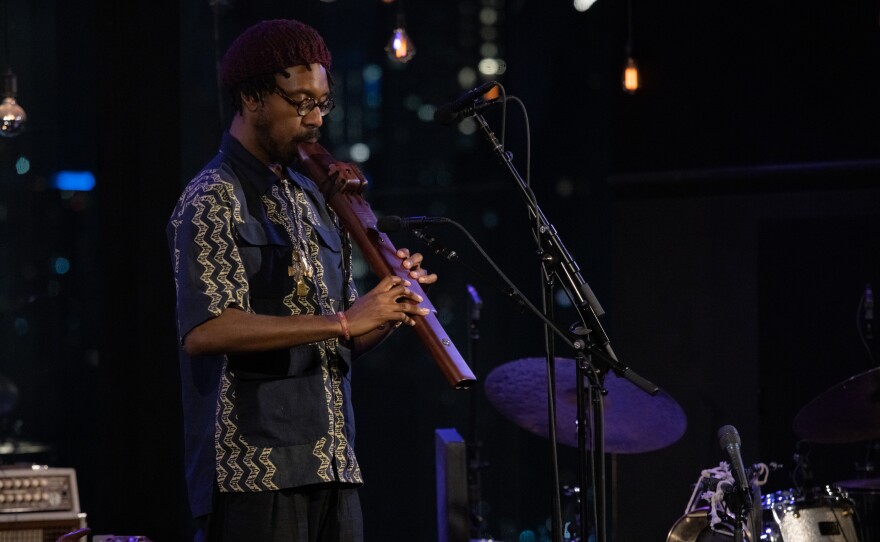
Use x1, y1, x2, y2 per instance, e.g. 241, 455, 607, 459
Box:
344, 275, 429, 336
396, 248, 437, 286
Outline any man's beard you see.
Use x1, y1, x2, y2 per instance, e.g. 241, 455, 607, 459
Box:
294, 128, 320, 143
255, 118, 320, 164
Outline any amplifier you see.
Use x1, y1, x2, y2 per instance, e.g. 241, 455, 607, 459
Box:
0, 466, 86, 542
0, 515, 87, 542
0, 467, 80, 515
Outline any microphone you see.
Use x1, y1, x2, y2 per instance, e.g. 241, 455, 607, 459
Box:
718, 425, 750, 492
433, 81, 499, 125
375, 215, 450, 233
434, 99, 500, 125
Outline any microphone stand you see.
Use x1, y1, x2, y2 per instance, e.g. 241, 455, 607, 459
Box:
470, 110, 660, 542
465, 285, 488, 540
400, 225, 591, 541
727, 486, 751, 542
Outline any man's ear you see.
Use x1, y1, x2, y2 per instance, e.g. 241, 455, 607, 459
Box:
241, 91, 261, 113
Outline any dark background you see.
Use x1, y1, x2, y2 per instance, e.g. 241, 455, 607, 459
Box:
0, 0, 878, 540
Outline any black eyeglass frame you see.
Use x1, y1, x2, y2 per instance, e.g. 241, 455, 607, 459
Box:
272, 86, 335, 117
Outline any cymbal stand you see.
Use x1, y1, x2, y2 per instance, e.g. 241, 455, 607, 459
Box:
540, 270, 564, 542
471, 109, 660, 542
575, 344, 607, 542
465, 284, 489, 540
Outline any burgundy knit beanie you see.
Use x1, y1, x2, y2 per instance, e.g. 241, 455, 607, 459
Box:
219, 19, 332, 88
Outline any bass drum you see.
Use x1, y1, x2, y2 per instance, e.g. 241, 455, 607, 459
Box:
761, 487, 861, 542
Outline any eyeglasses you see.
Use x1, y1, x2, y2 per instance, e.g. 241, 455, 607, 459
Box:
272, 86, 335, 117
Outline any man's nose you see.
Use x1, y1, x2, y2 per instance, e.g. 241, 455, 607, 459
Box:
303, 107, 323, 128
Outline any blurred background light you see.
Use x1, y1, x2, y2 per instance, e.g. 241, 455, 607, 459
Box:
15, 156, 30, 175
349, 143, 371, 162
50, 171, 96, 191
52, 257, 71, 275
457, 67, 478, 88
417, 104, 436, 122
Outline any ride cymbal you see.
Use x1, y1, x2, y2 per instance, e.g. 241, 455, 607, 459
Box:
793, 367, 880, 444
485, 357, 687, 453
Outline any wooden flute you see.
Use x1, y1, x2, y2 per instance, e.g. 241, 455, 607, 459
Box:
295, 141, 476, 389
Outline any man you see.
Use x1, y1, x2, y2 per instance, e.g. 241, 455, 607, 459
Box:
167, 19, 435, 542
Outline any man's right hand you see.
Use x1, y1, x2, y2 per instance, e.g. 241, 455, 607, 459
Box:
343, 275, 429, 337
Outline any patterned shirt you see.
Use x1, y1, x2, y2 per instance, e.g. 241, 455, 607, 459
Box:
167, 132, 362, 518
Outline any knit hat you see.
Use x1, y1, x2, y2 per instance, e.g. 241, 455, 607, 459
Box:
219, 19, 332, 89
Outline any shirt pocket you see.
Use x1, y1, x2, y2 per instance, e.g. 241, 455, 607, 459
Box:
235, 222, 292, 300
311, 221, 342, 254
229, 367, 326, 447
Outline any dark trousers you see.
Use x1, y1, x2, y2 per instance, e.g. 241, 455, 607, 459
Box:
198, 485, 363, 542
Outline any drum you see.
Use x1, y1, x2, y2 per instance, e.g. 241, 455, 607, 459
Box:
835, 478, 879, 542
761, 486, 860, 542
666, 508, 740, 542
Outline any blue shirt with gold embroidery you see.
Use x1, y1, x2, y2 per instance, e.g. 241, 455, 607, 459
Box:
167, 132, 361, 519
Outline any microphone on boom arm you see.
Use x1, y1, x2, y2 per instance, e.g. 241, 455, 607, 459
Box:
433, 81, 500, 125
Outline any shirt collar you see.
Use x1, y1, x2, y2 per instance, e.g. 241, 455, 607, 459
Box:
219, 131, 280, 195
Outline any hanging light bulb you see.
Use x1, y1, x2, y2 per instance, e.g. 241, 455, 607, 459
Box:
621, 0, 639, 94
386, 12, 415, 63
0, 69, 26, 137
622, 56, 639, 94
573, 0, 599, 12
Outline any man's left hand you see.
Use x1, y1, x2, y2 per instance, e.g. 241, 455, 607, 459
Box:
396, 248, 437, 285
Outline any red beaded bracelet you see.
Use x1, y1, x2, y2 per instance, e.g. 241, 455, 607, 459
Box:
336, 311, 351, 341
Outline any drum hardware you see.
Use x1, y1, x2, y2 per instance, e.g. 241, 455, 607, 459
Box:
667, 461, 771, 542
785, 362, 880, 541
717, 426, 754, 542
484, 358, 687, 453
833, 477, 879, 542
560, 485, 595, 542
760, 486, 860, 542
485, 357, 686, 542
792, 367, 880, 445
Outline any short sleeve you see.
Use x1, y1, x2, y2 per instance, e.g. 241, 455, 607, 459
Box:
167, 169, 251, 340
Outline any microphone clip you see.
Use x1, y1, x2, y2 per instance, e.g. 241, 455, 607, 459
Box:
410, 229, 459, 263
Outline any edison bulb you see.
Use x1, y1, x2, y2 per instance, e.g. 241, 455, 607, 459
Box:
386, 27, 416, 63
622, 57, 639, 94
0, 96, 26, 137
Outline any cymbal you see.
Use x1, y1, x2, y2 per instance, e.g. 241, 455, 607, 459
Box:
0, 440, 51, 455
792, 367, 880, 444
835, 477, 880, 491
484, 357, 687, 453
